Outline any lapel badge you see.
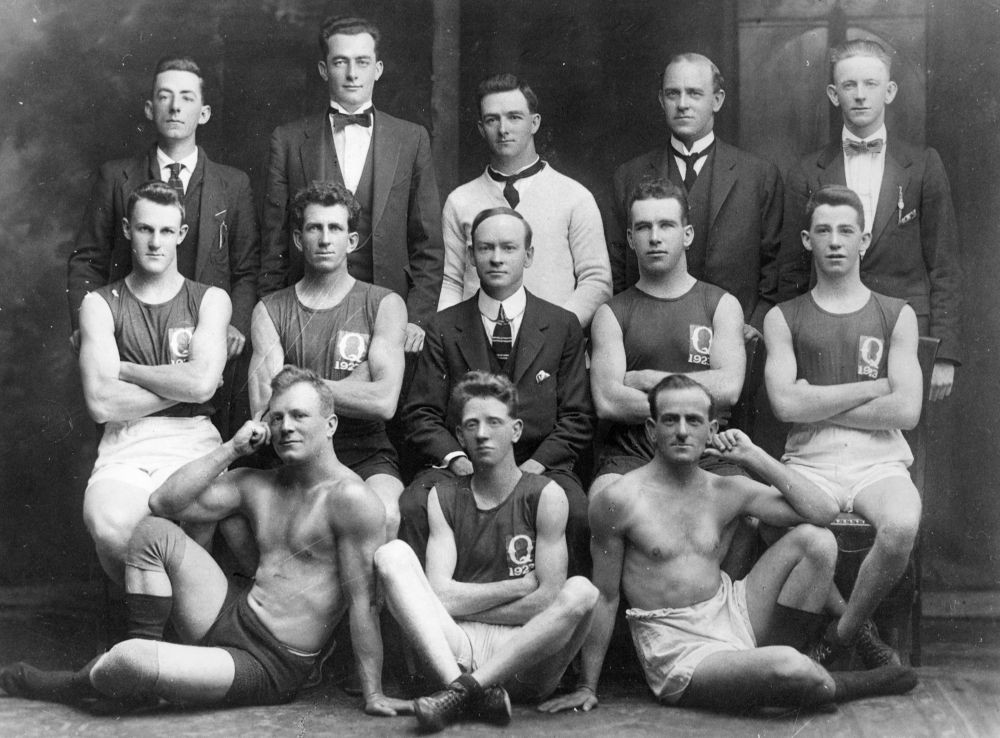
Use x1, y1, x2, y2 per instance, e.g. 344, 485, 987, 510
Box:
535, 370, 550, 384
898, 209, 918, 226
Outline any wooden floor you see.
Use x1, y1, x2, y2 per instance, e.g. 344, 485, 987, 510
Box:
1, 582, 998, 737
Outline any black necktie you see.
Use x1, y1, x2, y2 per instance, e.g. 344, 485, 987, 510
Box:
843, 138, 884, 156
671, 142, 714, 191
487, 159, 546, 209
166, 162, 184, 199
492, 305, 512, 363
330, 109, 372, 130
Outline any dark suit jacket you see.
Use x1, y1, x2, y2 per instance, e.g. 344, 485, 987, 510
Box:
66, 146, 260, 336
606, 139, 784, 328
779, 139, 962, 364
404, 291, 593, 472
261, 109, 443, 327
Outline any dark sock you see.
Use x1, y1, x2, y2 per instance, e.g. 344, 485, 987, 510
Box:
452, 672, 483, 697
764, 604, 831, 650
0, 656, 101, 703
125, 593, 173, 640
832, 665, 918, 702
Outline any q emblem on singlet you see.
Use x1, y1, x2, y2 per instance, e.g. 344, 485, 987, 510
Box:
334, 331, 369, 371
688, 324, 713, 366
506, 534, 536, 577
857, 335, 884, 379
167, 326, 195, 364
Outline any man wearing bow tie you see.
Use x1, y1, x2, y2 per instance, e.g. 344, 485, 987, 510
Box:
606, 54, 783, 337
779, 40, 962, 399
261, 16, 443, 354
399, 208, 593, 577
437, 73, 611, 328
67, 55, 260, 437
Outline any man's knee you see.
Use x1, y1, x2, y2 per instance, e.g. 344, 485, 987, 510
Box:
126, 516, 188, 575
789, 524, 838, 566
84, 503, 148, 559
374, 539, 420, 580
556, 577, 599, 621
762, 646, 833, 701
874, 517, 919, 558
90, 639, 160, 698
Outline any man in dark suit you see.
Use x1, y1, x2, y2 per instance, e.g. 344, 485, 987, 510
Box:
399, 207, 593, 575
66, 55, 260, 436
607, 53, 783, 334
261, 15, 442, 354
780, 39, 961, 400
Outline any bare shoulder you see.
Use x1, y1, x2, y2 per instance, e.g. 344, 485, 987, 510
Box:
322, 474, 385, 534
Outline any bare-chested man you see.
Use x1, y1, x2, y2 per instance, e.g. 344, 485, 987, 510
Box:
0, 366, 410, 715
541, 374, 917, 714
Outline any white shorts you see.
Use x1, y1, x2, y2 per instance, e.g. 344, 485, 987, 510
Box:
455, 620, 516, 672
87, 415, 222, 493
784, 459, 914, 513
455, 620, 567, 702
626, 573, 756, 704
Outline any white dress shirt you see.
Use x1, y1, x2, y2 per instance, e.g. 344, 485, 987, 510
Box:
670, 131, 715, 180
478, 286, 527, 349
156, 147, 198, 193
842, 124, 887, 236
329, 101, 374, 193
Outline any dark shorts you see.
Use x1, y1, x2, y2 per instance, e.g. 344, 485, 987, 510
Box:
201, 584, 318, 706
335, 429, 401, 481
596, 453, 744, 479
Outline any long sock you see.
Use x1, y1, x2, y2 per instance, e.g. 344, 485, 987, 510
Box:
0, 656, 101, 703
126, 593, 173, 640
763, 604, 831, 650
832, 665, 918, 702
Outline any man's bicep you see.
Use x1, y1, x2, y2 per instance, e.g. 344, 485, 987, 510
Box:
425, 489, 459, 587
190, 289, 232, 370
366, 294, 407, 383
532, 483, 570, 586
588, 489, 626, 598
763, 308, 798, 388
710, 295, 748, 374
79, 294, 120, 388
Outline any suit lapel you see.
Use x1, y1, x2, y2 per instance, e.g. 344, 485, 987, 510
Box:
371, 111, 400, 236
816, 142, 847, 187
510, 295, 547, 385
708, 141, 737, 227
454, 298, 493, 371
868, 143, 912, 251
195, 148, 227, 281
299, 113, 329, 185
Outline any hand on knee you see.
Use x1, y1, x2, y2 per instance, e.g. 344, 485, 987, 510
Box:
90, 639, 160, 699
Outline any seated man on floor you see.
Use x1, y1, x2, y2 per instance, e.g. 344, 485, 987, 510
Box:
78, 180, 230, 583
765, 184, 923, 666
589, 179, 746, 499
540, 375, 917, 714
250, 182, 407, 539
400, 206, 593, 575
376, 371, 598, 733
1, 366, 409, 715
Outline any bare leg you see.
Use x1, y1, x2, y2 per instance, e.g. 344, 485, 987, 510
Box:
83, 479, 153, 585
368, 474, 404, 541
837, 477, 921, 642
374, 541, 467, 685
471, 577, 597, 701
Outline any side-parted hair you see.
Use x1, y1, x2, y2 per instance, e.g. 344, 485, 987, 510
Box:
270, 365, 336, 417
829, 39, 893, 80
648, 374, 717, 421
803, 184, 866, 231
291, 182, 361, 232
470, 207, 533, 248
152, 55, 206, 101
318, 16, 381, 57
126, 180, 185, 221
628, 178, 690, 227
662, 53, 724, 93
475, 73, 539, 115
451, 370, 519, 420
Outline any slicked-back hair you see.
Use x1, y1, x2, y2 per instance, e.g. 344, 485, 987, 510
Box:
628, 178, 690, 227
803, 184, 866, 232
470, 206, 533, 249
318, 15, 381, 58
662, 53, 724, 93
126, 180, 185, 221
270, 365, 336, 417
451, 370, 519, 421
152, 55, 206, 102
291, 181, 361, 232
475, 73, 539, 115
648, 374, 717, 421
829, 39, 892, 80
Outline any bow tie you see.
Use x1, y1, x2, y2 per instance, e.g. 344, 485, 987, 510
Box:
843, 138, 883, 156
330, 109, 372, 130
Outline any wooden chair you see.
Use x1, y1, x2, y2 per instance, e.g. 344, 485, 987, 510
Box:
828, 335, 940, 666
